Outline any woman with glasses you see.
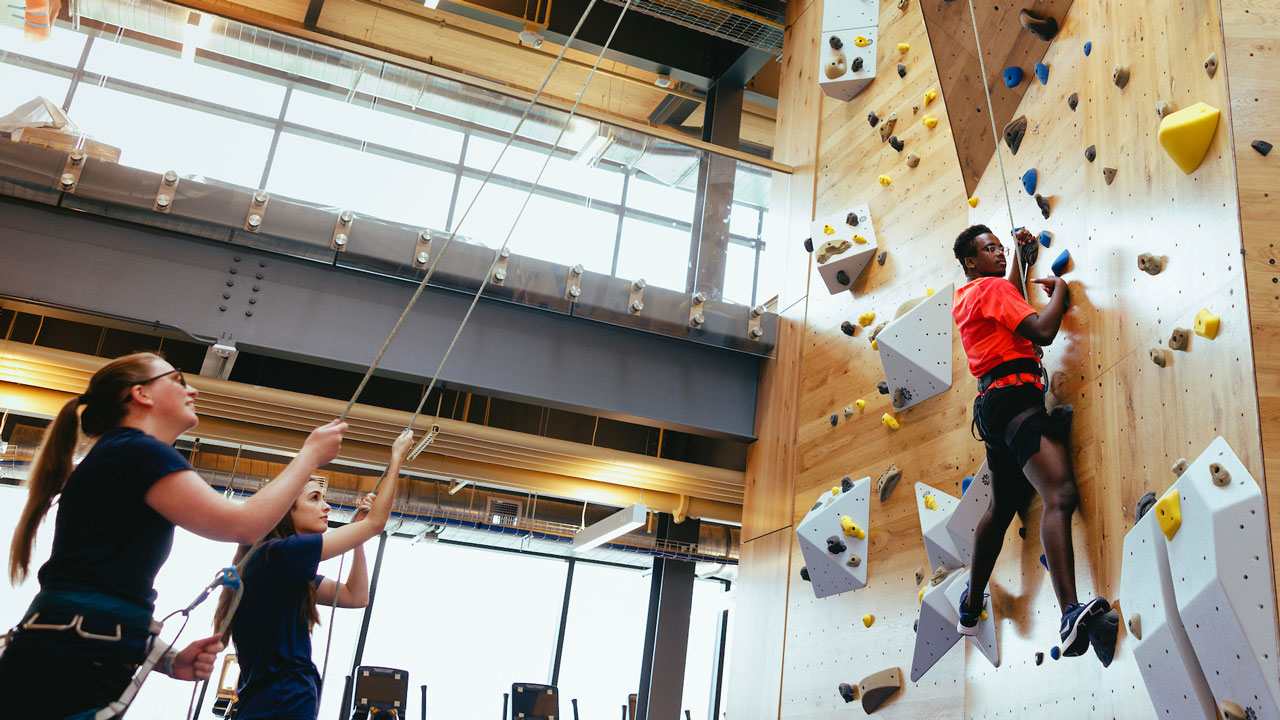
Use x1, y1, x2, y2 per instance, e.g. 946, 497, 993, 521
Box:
0, 351, 348, 717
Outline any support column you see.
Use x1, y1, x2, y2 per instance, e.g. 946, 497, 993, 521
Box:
636, 513, 701, 720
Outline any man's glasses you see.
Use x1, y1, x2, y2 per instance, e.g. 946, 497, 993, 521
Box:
980, 244, 1009, 256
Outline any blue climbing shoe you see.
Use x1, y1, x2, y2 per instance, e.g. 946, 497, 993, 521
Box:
957, 587, 986, 637
1060, 597, 1110, 657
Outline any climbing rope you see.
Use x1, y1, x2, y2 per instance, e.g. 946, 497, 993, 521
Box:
315, 550, 346, 694
964, 0, 1020, 244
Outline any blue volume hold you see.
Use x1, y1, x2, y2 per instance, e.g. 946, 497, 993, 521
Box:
1083, 41, 1092, 56
1004, 66, 1024, 88
962, 476, 974, 495
1035, 61, 1049, 85
1022, 168, 1038, 195
1037, 230, 1052, 248
1051, 249, 1071, 277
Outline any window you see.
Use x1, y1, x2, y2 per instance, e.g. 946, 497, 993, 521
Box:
625, 174, 696, 224
0, 65, 72, 112
722, 242, 758, 307
465, 134, 624, 204
616, 217, 691, 292
557, 562, 651, 717
286, 88, 465, 164
0, 23, 87, 67
681, 579, 729, 720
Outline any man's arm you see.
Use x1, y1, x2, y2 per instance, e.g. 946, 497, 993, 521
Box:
1016, 277, 1070, 345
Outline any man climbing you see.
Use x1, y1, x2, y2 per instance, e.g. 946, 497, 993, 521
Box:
950, 225, 1112, 660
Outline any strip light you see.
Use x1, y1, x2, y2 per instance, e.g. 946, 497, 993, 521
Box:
572, 504, 648, 552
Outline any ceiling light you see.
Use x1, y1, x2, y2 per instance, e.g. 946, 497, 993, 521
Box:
572, 504, 648, 553
518, 25, 545, 48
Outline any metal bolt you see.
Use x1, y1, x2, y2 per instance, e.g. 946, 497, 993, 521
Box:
751, 304, 765, 318
247, 214, 262, 229
568, 286, 581, 298
630, 300, 644, 312
59, 173, 75, 189
494, 269, 506, 282
418, 230, 431, 242
226, 279, 235, 287
248, 297, 257, 305
334, 233, 348, 247
690, 312, 704, 327
255, 272, 263, 280
692, 292, 707, 305
571, 264, 584, 276
155, 194, 171, 208
245, 310, 254, 317
219, 305, 227, 312
339, 210, 354, 224
633, 279, 646, 290
749, 326, 764, 339
163, 170, 178, 185
229, 267, 238, 274
252, 285, 260, 292
69, 150, 85, 165
253, 191, 268, 205
222, 292, 231, 300
258, 260, 266, 267
416, 251, 429, 264
234, 255, 242, 262
500, 248, 510, 259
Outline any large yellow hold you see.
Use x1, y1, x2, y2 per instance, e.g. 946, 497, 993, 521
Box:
1155, 487, 1182, 541
1194, 308, 1220, 339
841, 515, 866, 539
882, 413, 900, 430
1158, 102, 1221, 174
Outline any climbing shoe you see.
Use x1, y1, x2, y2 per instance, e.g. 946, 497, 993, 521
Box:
957, 587, 986, 637
1060, 597, 1110, 657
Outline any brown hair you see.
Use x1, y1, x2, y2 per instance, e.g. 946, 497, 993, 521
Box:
213, 505, 321, 641
8, 352, 163, 584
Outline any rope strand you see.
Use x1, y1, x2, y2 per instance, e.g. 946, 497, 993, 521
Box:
966, 0, 1019, 237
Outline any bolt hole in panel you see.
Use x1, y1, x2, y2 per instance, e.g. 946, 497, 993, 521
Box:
796, 477, 872, 598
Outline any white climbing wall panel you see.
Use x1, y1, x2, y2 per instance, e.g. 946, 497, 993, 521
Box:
1119, 507, 1217, 720
796, 477, 871, 598
1165, 436, 1280, 719
876, 284, 953, 411
818, 0, 879, 102
946, 461, 993, 568
910, 567, 999, 682
915, 482, 964, 573
811, 205, 878, 295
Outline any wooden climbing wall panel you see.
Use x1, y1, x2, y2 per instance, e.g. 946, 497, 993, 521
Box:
760, 0, 1268, 717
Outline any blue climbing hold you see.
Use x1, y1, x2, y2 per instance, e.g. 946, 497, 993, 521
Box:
1004, 66, 1024, 88
1038, 231, 1052, 248
962, 476, 974, 495
1035, 61, 1049, 85
1083, 41, 1092, 56
1051, 249, 1071, 277
1022, 168, 1037, 195
1050, 645, 1061, 660
1039, 553, 1049, 571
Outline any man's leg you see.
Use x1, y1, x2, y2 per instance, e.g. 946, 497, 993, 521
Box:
962, 448, 1029, 621
1019, 433, 1080, 611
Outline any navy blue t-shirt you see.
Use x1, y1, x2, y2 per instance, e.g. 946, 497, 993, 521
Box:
232, 533, 326, 720
37, 426, 192, 613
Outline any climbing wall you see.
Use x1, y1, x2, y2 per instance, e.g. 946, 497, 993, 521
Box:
764, 0, 1270, 717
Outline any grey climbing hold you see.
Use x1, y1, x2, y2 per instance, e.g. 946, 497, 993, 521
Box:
1150, 347, 1167, 367
803, 237, 814, 252
1156, 101, 1173, 119
930, 566, 948, 586
1169, 327, 1190, 351
1254, 140, 1273, 156
841, 320, 857, 336
801, 565, 810, 581
1035, 193, 1051, 219
1085, 145, 1097, 162
1137, 252, 1165, 275
868, 111, 880, 128
877, 463, 902, 502
846, 212, 859, 226
1135, 490, 1157, 521
1018, 234, 1039, 267
852, 56, 864, 72
877, 251, 888, 266
1068, 93, 1078, 111
858, 667, 902, 714
1003, 115, 1028, 155
1112, 65, 1130, 89
879, 113, 899, 142
829, 35, 843, 50
906, 152, 920, 168
897, 63, 906, 78
1204, 52, 1218, 78
1035, 651, 1045, 665
830, 413, 839, 427
844, 404, 854, 419
889, 135, 905, 152
877, 380, 889, 395
811, 500, 823, 512
845, 553, 862, 568
842, 476, 855, 492
915, 567, 924, 585
1210, 462, 1231, 487
836, 269, 851, 286
1103, 166, 1117, 184
838, 683, 857, 703
827, 535, 847, 553
869, 320, 888, 344
1171, 457, 1189, 477
1018, 8, 1059, 41
892, 387, 906, 408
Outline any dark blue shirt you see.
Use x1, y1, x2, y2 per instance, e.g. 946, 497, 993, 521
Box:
37, 426, 191, 613
232, 533, 325, 720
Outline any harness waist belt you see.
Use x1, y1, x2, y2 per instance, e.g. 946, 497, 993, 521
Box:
978, 358, 1043, 394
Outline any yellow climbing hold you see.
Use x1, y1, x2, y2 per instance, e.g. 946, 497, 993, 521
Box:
858, 311, 876, 326
841, 516, 866, 539
1157, 101, 1221, 174
878, 175, 892, 186
979, 609, 988, 622
925, 87, 937, 105
926, 287, 935, 297
897, 42, 910, 53
863, 614, 875, 628
968, 197, 979, 208
923, 494, 937, 511
856, 399, 866, 410
882, 413, 900, 430
832, 486, 841, 495
1193, 308, 1219, 339
855, 35, 870, 47
918, 587, 926, 603
823, 223, 835, 235
1155, 487, 1182, 541
922, 115, 938, 129
871, 340, 878, 350
853, 234, 868, 244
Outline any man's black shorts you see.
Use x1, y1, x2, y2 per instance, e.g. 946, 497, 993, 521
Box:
975, 383, 1053, 469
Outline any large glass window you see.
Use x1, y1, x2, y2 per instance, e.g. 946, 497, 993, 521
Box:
557, 562, 651, 717
617, 217, 691, 292
286, 88, 465, 164
681, 579, 729, 720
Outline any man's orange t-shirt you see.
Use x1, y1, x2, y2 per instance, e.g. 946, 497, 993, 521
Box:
952, 276, 1039, 378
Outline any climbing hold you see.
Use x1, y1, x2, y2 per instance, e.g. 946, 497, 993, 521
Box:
1050, 646, 1061, 660
800, 566, 810, 581
980, 609, 988, 622
1156, 101, 1173, 119
918, 586, 926, 603
853, 234, 868, 244
877, 464, 902, 502
915, 567, 924, 585
930, 566, 947, 586
877, 380, 889, 394
863, 614, 875, 628
823, 224, 835, 235
1193, 308, 1219, 339
836, 269, 851, 286
1022, 168, 1037, 195
1035, 193, 1051, 219
889, 135, 905, 152
882, 413, 900, 430
1210, 462, 1231, 487
1068, 93, 1078, 111
1004, 115, 1028, 155
878, 174, 892, 186
1220, 701, 1247, 720
1112, 65, 1130, 89
825, 53, 847, 80
827, 535, 847, 553
891, 386, 906, 409
1085, 145, 1096, 163
856, 399, 866, 410
1204, 52, 1218, 78
858, 667, 901, 714
961, 476, 973, 495
968, 197, 979, 208
1254, 140, 1273, 156
829, 413, 838, 427
879, 113, 898, 142
1135, 490, 1157, 521
841, 321, 857, 337
1037, 231, 1052, 248
854, 35, 870, 47
868, 111, 880, 128
897, 0, 909, 9
1128, 613, 1142, 640
816, 238, 852, 263
1035, 651, 1044, 665
846, 553, 862, 568
803, 237, 814, 253
1034, 61, 1049, 85
922, 115, 938, 129
843, 404, 854, 419
1149, 347, 1167, 368
897, 42, 909, 53
851, 56, 864, 72
1155, 487, 1182, 541
859, 311, 876, 326
829, 35, 843, 50
1051, 249, 1070, 276
1039, 553, 1048, 571
1003, 66, 1024, 88
841, 516, 865, 539
897, 63, 907, 78
913, 619, 918, 632
1018, 526, 1026, 539
1103, 166, 1117, 184
923, 494, 937, 511
831, 486, 840, 495
906, 152, 921, 168
1083, 41, 1092, 56
925, 87, 938, 105
846, 212, 859, 227
1018, 8, 1059, 41
838, 683, 857, 703
1169, 328, 1190, 351
1137, 252, 1165, 275
841, 476, 853, 492
1158, 102, 1221, 174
